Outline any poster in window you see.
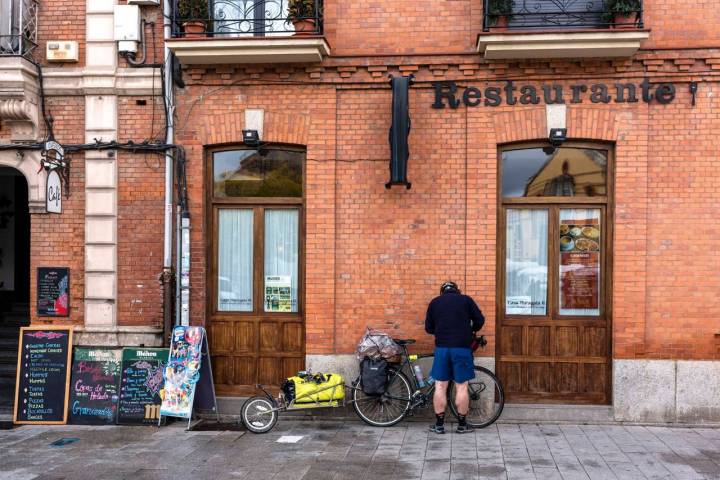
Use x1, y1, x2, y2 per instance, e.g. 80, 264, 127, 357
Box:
264, 275, 292, 312
559, 219, 600, 314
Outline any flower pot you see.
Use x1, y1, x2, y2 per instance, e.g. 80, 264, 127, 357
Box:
491, 15, 509, 31
612, 12, 638, 29
292, 18, 317, 36
183, 21, 206, 38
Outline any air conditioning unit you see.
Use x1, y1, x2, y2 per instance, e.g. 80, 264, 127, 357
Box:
127, 0, 160, 5
46, 41, 79, 62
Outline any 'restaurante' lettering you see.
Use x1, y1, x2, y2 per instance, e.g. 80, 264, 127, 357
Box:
431, 79, 676, 109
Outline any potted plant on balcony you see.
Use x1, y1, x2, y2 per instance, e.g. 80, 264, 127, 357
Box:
178, 0, 209, 37
602, 0, 641, 29
487, 0, 513, 30
288, 0, 320, 35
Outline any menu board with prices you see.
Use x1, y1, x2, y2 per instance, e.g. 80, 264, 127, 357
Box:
117, 347, 168, 425
559, 218, 601, 315
68, 348, 122, 425
37, 267, 70, 317
14, 327, 73, 424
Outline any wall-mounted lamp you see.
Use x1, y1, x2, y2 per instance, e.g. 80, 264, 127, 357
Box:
549, 128, 567, 147
243, 129, 260, 147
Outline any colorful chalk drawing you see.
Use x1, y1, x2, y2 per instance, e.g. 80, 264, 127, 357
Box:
159, 326, 204, 419
26, 331, 66, 339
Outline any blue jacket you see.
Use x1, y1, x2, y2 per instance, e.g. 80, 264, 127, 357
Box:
425, 292, 484, 348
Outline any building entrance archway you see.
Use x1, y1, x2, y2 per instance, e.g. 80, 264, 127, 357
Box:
0, 166, 30, 414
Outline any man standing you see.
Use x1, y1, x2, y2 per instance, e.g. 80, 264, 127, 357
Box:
425, 281, 484, 434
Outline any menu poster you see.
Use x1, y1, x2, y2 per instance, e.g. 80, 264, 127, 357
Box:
559, 219, 601, 312
117, 348, 168, 425
37, 267, 70, 317
68, 348, 122, 425
14, 327, 73, 425
160, 326, 205, 419
264, 275, 292, 312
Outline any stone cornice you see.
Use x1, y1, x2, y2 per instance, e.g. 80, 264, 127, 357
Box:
42, 67, 162, 96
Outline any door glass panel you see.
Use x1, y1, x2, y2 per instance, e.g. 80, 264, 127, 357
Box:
501, 147, 607, 198
213, 149, 303, 198
217, 209, 254, 312
559, 208, 601, 316
264, 209, 299, 313
505, 209, 548, 315
214, 0, 291, 37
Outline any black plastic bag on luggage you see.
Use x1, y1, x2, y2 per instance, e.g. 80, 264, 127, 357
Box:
360, 357, 388, 396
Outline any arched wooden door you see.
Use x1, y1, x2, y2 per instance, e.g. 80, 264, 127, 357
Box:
496, 143, 613, 404
206, 147, 305, 396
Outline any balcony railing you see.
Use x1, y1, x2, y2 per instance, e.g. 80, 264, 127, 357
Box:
0, 0, 38, 58
171, 0, 323, 38
482, 0, 644, 31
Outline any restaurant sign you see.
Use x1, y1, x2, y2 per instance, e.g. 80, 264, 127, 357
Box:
432, 78, 677, 109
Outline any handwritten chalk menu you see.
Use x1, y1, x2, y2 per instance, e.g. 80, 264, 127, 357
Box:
37, 267, 70, 317
68, 348, 121, 425
117, 347, 168, 425
14, 327, 73, 424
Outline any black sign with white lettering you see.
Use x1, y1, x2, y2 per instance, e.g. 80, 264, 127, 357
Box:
117, 347, 169, 425
14, 327, 73, 424
37, 267, 70, 317
68, 348, 122, 425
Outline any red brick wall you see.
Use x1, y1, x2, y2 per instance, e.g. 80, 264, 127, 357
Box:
185, 65, 720, 361
29, 96, 85, 327
116, 96, 166, 327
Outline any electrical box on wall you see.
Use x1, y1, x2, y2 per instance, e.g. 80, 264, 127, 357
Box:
114, 4, 141, 54
46, 41, 79, 62
127, 0, 160, 4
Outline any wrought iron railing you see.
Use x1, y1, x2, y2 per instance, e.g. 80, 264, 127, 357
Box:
171, 0, 323, 38
482, 0, 644, 31
0, 0, 38, 58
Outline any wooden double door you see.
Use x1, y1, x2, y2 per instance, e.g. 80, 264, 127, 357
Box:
497, 203, 611, 404
208, 205, 304, 396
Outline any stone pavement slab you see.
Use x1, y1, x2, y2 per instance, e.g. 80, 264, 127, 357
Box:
0, 421, 719, 480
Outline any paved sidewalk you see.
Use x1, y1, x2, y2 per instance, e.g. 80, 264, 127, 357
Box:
1, 421, 719, 480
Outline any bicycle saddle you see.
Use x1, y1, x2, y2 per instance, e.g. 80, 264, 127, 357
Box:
393, 338, 416, 345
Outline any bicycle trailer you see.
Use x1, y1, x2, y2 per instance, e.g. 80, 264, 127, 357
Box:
282, 372, 345, 404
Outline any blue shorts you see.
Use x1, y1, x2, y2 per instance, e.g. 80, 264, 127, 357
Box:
430, 347, 475, 383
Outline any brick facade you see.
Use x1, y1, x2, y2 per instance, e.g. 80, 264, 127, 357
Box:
3, 0, 718, 409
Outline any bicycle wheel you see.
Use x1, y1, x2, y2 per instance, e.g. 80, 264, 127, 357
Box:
448, 366, 504, 428
241, 396, 278, 433
352, 367, 411, 427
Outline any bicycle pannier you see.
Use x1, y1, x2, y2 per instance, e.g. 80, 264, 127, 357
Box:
360, 357, 388, 396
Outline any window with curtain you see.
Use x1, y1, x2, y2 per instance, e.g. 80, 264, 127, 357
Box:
559, 208, 601, 316
217, 209, 254, 312
264, 209, 299, 313
505, 209, 548, 315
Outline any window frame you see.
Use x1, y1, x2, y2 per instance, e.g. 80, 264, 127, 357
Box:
497, 141, 614, 323
206, 145, 305, 319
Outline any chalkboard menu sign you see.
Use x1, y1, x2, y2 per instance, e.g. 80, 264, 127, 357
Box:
68, 348, 122, 425
14, 326, 73, 424
117, 347, 168, 425
37, 267, 70, 317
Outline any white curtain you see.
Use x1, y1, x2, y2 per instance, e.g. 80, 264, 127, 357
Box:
559, 208, 601, 316
264, 209, 299, 312
505, 209, 548, 315
217, 209, 254, 312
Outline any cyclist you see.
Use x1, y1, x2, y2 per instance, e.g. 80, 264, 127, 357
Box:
425, 281, 484, 434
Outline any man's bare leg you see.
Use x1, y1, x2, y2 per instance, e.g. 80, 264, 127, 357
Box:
430, 380, 449, 434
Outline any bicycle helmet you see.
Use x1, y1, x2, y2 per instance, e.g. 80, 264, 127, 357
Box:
440, 281, 460, 294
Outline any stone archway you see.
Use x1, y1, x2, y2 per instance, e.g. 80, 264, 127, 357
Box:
0, 150, 45, 213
